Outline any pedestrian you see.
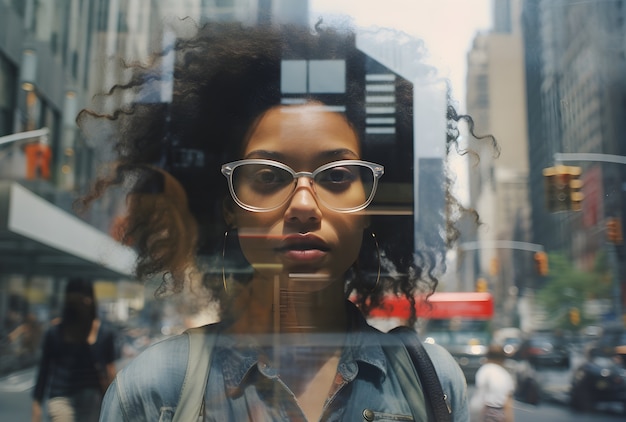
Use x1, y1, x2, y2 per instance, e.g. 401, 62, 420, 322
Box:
78, 21, 484, 422
31, 278, 116, 422
470, 344, 515, 422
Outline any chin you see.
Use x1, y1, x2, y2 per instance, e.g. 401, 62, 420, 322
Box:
284, 272, 343, 293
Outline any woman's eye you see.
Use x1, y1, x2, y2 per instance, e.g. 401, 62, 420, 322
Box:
318, 167, 357, 185
255, 169, 280, 183
249, 167, 290, 187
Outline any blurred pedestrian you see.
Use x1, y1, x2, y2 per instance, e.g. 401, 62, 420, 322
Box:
470, 344, 515, 422
31, 278, 116, 422
8, 312, 42, 361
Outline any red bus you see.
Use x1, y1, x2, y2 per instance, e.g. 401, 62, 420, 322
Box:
367, 292, 495, 383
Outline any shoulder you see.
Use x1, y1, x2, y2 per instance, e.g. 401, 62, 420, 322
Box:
102, 333, 190, 421
422, 342, 465, 384
117, 332, 190, 393
104, 323, 222, 421
422, 342, 469, 422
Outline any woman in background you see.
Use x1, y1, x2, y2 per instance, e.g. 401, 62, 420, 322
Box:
32, 278, 116, 422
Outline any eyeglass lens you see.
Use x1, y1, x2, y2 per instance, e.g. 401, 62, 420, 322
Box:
231, 162, 375, 210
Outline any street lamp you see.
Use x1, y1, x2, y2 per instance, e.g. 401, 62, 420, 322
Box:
20, 49, 37, 92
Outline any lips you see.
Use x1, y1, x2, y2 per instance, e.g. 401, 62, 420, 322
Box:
275, 234, 329, 262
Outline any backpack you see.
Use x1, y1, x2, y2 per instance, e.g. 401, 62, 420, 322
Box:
173, 325, 452, 422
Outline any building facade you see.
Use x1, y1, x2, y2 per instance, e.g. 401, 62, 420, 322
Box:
522, 0, 626, 321
465, 0, 531, 328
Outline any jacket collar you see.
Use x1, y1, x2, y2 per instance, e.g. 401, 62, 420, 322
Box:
216, 300, 388, 394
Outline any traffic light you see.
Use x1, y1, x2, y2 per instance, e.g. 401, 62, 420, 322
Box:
489, 257, 499, 276
569, 307, 580, 326
534, 251, 549, 276
476, 278, 488, 292
607, 217, 623, 244
568, 169, 584, 211
24, 142, 52, 180
542, 165, 583, 212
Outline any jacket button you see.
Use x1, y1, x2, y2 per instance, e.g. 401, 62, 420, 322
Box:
362, 409, 375, 421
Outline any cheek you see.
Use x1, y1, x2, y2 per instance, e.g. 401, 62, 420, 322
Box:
232, 211, 279, 260
232, 209, 278, 232
336, 217, 367, 263
344, 235, 363, 266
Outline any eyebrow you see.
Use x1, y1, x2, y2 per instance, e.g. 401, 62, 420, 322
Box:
243, 148, 360, 160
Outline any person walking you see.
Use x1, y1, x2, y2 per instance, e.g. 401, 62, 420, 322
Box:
32, 278, 116, 422
470, 344, 515, 422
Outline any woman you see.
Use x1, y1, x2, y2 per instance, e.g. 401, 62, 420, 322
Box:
79, 21, 479, 421
32, 278, 116, 422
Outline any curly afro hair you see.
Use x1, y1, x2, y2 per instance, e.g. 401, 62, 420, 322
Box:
77, 21, 487, 325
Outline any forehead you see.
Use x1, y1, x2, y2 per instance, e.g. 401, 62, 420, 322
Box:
242, 104, 361, 159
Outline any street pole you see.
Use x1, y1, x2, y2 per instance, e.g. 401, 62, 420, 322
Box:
607, 242, 622, 322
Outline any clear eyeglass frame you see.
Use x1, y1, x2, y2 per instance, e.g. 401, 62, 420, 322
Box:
221, 159, 385, 213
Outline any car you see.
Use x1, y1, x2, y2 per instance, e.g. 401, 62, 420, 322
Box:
517, 331, 570, 368
569, 326, 626, 413
570, 354, 626, 413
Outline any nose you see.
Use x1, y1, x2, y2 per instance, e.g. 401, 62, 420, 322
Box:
284, 176, 322, 224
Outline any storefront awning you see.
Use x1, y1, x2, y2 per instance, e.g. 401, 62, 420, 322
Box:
0, 181, 136, 279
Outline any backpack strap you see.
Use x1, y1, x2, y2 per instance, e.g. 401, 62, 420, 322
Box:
172, 325, 218, 422
389, 326, 452, 422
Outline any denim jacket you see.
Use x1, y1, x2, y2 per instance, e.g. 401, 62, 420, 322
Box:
100, 305, 468, 422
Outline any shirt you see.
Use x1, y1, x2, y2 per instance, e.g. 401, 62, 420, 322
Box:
472, 363, 514, 408
33, 322, 115, 401
100, 302, 469, 421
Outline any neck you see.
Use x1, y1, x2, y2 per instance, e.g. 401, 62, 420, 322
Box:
229, 272, 348, 337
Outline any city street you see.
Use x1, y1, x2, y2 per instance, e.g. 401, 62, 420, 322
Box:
514, 401, 625, 422
1, 357, 624, 421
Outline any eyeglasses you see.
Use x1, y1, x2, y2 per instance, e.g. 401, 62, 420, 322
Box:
221, 159, 384, 212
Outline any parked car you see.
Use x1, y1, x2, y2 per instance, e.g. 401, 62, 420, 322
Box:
517, 331, 570, 368
569, 326, 626, 413
570, 353, 626, 413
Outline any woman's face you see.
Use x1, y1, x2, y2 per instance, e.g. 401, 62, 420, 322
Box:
228, 104, 369, 287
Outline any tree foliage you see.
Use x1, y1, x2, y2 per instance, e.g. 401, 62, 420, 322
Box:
536, 252, 612, 329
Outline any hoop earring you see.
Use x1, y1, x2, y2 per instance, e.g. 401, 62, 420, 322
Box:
222, 230, 230, 293
221, 229, 253, 294
370, 230, 381, 292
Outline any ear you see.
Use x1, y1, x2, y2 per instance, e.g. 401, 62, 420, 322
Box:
222, 198, 237, 228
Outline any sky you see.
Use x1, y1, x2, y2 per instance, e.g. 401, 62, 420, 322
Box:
309, 0, 493, 112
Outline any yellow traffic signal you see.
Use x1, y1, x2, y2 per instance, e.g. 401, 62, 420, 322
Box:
607, 218, 623, 244
542, 165, 583, 212
534, 251, 549, 276
476, 278, 488, 292
568, 169, 584, 212
489, 257, 499, 276
569, 307, 580, 326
